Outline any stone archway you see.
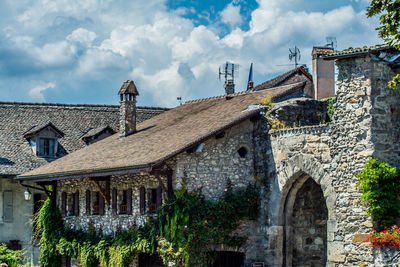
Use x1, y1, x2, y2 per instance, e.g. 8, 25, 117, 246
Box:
272, 154, 336, 267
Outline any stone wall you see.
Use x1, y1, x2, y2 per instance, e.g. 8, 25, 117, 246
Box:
174, 119, 256, 200
270, 97, 327, 127
261, 55, 400, 266
57, 174, 167, 236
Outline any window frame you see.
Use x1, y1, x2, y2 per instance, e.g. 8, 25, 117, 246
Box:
37, 137, 57, 158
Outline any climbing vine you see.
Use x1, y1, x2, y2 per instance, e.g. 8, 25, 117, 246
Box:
356, 158, 400, 229
35, 179, 259, 267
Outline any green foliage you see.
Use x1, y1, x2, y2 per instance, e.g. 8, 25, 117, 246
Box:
261, 96, 273, 106
356, 158, 400, 229
367, 0, 400, 89
325, 97, 335, 122
0, 243, 24, 267
37, 180, 259, 267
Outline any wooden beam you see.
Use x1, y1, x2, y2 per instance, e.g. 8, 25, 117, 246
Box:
90, 177, 111, 206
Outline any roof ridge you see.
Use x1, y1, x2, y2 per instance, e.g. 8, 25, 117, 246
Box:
0, 101, 168, 110
253, 65, 311, 91
183, 81, 305, 105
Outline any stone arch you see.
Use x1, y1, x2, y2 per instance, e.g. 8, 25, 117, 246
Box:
271, 154, 336, 266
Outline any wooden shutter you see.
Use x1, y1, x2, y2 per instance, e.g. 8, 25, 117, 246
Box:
61, 192, 67, 216
127, 188, 132, 215
99, 194, 105, 215
156, 186, 162, 209
112, 188, 117, 214
139, 187, 145, 215
85, 190, 91, 215
3, 191, 13, 222
74, 190, 79, 216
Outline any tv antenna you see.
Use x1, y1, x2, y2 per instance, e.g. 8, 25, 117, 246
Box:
177, 96, 182, 105
325, 37, 337, 51
219, 62, 238, 94
289, 46, 301, 68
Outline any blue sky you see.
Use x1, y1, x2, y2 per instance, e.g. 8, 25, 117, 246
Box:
0, 0, 380, 107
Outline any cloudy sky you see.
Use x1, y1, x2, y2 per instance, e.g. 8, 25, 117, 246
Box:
0, 0, 380, 107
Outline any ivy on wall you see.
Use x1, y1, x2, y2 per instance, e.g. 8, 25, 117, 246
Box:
35, 179, 259, 267
357, 158, 400, 229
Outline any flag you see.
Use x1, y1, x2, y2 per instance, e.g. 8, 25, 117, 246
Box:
247, 63, 253, 90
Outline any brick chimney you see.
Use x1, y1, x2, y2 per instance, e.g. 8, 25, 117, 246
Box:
118, 80, 139, 137
312, 47, 335, 99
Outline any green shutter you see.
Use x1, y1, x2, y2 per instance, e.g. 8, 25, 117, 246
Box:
3, 191, 13, 222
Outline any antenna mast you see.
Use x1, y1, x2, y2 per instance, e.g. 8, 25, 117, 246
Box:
289, 46, 301, 68
219, 62, 238, 94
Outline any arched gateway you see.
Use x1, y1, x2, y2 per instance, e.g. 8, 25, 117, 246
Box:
274, 154, 336, 266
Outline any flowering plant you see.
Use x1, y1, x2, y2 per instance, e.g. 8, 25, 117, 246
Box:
0, 243, 24, 267
368, 225, 400, 249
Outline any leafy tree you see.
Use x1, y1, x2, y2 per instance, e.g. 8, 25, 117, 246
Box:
367, 0, 400, 89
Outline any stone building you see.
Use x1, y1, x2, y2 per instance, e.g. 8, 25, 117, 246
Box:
18, 44, 400, 266
0, 100, 166, 262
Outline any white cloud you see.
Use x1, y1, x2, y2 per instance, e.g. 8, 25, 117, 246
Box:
29, 82, 55, 102
0, 0, 381, 107
220, 3, 243, 27
66, 28, 97, 46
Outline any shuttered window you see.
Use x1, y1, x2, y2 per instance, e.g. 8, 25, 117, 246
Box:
99, 193, 105, 215
61, 192, 67, 217
112, 188, 117, 214
73, 190, 79, 216
3, 191, 13, 222
156, 186, 162, 209
127, 188, 132, 215
139, 187, 146, 215
85, 190, 91, 215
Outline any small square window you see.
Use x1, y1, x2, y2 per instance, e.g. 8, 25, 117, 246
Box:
38, 138, 56, 157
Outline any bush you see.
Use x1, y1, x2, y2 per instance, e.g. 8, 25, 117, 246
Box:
356, 158, 400, 229
0, 243, 24, 267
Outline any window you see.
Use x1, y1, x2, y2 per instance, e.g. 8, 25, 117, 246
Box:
119, 190, 128, 214
38, 138, 56, 157
149, 187, 162, 213
93, 192, 100, 215
237, 147, 248, 158
92, 192, 105, 215
3, 191, 13, 222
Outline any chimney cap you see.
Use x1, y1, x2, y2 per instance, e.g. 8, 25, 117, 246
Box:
118, 80, 139, 96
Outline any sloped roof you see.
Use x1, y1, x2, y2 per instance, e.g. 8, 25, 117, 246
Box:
323, 44, 392, 59
118, 80, 139, 96
0, 102, 167, 176
81, 126, 116, 140
18, 81, 306, 181
24, 122, 65, 138
253, 66, 312, 91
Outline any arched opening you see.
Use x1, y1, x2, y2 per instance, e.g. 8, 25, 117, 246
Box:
283, 176, 328, 267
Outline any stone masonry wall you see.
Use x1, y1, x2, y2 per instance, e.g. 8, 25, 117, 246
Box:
174, 119, 256, 200
261, 56, 400, 266
174, 118, 269, 265
57, 174, 167, 236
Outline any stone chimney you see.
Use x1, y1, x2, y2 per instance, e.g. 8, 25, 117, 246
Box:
118, 80, 139, 137
312, 47, 335, 99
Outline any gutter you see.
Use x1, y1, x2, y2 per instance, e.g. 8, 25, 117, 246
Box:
17, 164, 152, 182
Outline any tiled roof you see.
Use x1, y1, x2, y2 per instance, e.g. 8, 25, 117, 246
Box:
18, 82, 306, 181
23, 122, 64, 138
253, 66, 312, 91
0, 102, 167, 177
81, 126, 115, 140
323, 44, 392, 59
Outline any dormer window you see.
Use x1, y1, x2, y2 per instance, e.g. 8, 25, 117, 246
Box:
38, 138, 56, 157
23, 122, 64, 158
81, 126, 116, 145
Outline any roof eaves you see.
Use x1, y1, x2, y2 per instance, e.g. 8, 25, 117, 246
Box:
16, 164, 152, 182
